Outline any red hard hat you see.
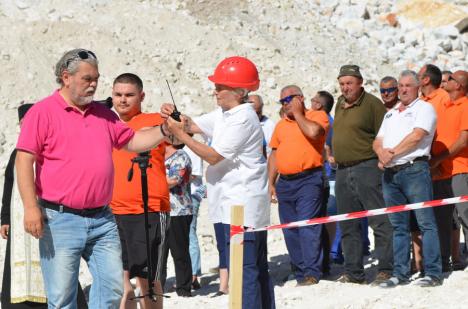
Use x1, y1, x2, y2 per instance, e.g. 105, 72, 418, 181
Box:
208, 56, 260, 91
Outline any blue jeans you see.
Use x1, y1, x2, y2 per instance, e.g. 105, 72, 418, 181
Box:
40, 206, 123, 309
223, 225, 275, 309
189, 199, 202, 276
276, 170, 323, 281
382, 161, 442, 280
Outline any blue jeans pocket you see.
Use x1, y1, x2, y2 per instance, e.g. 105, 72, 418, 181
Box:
43, 207, 59, 223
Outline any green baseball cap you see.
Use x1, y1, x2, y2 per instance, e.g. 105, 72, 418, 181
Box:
338, 65, 363, 79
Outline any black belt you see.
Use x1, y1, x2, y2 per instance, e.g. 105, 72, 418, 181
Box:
39, 199, 107, 217
337, 158, 373, 169
385, 156, 429, 173
279, 167, 321, 181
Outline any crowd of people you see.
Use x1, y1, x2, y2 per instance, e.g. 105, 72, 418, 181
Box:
0, 47, 466, 309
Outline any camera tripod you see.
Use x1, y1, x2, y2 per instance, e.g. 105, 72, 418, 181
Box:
128, 151, 170, 302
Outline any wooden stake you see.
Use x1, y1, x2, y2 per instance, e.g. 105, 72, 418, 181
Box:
229, 205, 244, 309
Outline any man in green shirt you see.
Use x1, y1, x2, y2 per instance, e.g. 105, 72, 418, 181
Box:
332, 65, 393, 285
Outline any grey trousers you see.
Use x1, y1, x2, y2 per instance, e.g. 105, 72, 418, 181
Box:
452, 173, 468, 252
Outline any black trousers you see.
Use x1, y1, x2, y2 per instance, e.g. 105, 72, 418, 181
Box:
335, 159, 393, 281
433, 178, 455, 270
161, 215, 193, 295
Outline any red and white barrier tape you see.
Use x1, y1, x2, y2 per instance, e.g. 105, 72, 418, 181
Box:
232, 195, 468, 236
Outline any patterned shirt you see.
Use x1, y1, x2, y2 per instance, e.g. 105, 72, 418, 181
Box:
165, 149, 193, 216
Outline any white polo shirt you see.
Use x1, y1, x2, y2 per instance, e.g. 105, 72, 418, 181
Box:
377, 98, 436, 167
194, 104, 270, 228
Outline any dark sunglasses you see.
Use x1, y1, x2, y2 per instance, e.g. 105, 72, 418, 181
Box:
66, 50, 97, 68
279, 94, 301, 105
380, 87, 397, 94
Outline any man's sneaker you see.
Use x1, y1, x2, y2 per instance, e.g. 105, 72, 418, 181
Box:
413, 275, 442, 287
370, 271, 392, 286
337, 274, 366, 284
379, 277, 410, 288
297, 276, 318, 286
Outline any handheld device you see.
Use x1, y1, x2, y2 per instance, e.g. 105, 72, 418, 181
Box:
165, 79, 181, 121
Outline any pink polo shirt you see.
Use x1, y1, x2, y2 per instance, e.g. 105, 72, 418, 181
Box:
16, 90, 135, 209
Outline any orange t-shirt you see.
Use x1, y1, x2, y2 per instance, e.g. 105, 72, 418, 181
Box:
270, 110, 329, 175
420, 87, 450, 116
110, 113, 170, 214
432, 96, 468, 180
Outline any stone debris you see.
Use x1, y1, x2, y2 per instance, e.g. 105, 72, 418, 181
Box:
0, 0, 466, 184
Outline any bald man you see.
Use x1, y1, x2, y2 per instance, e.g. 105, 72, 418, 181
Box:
249, 94, 275, 157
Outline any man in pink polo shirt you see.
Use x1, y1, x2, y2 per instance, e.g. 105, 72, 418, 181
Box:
15, 49, 172, 308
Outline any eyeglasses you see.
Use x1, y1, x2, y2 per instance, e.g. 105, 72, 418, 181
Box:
66, 50, 97, 68
380, 87, 397, 94
279, 94, 301, 105
449, 75, 460, 84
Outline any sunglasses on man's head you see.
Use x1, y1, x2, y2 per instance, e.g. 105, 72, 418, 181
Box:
66, 50, 97, 68
279, 94, 301, 105
380, 87, 397, 94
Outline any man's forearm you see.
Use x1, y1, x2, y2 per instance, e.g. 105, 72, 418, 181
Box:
268, 151, 279, 185
392, 128, 427, 157
125, 126, 166, 153
15, 151, 38, 209
294, 112, 324, 140
433, 131, 468, 163
373, 138, 384, 158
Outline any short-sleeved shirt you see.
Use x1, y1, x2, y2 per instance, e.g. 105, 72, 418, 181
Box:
269, 110, 329, 175
332, 90, 386, 163
195, 104, 270, 228
431, 96, 468, 179
377, 98, 436, 167
165, 149, 193, 217
16, 90, 135, 209
110, 113, 170, 214
420, 87, 450, 116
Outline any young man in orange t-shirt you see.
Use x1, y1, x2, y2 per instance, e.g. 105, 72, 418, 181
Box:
419, 64, 457, 272
268, 85, 329, 285
430, 70, 468, 271
110, 73, 170, 309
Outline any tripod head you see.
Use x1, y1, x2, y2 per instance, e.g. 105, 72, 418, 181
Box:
127, 151, 151, 182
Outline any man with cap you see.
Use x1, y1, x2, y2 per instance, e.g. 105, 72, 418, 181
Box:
15, 49, 174, 308
161, 56, 275, 308
332, 65, 393, 285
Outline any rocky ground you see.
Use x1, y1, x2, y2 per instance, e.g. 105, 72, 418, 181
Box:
0, 1, 467, 308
